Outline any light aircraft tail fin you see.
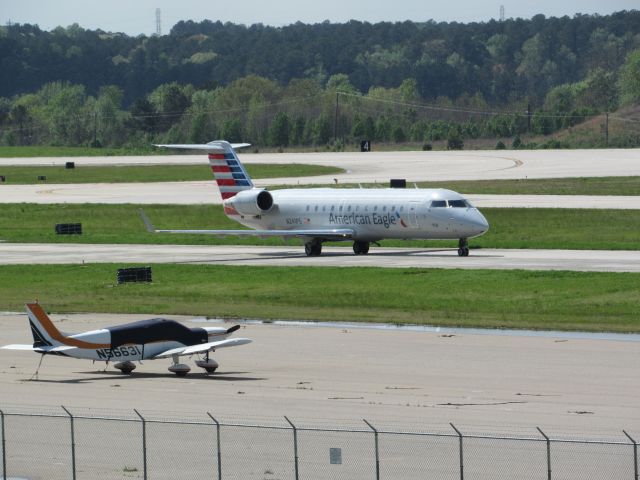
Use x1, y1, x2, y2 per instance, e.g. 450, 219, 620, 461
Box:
155, 140, 253, 200
26, 303, 63, 348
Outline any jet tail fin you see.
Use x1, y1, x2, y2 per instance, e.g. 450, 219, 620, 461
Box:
155, 140, 253, 200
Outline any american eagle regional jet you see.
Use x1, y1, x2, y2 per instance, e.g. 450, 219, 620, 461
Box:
1, 303, 251, 376
144, 141, 489, 256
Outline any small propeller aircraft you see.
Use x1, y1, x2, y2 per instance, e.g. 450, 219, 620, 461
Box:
1, 303, 251, 376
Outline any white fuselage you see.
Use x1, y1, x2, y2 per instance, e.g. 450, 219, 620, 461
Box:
228, 188, 489, 241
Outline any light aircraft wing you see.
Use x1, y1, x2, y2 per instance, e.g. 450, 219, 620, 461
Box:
152, 337, 252, 359
139, 209, 354, 240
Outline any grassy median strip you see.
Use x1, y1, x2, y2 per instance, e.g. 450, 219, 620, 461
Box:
0, 264, 637, 332
0, 163, 343, 183
0, 204, 638, 250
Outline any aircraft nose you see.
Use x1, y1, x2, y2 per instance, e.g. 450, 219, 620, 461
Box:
476, 210, 489, 234
469, 209, 489, 236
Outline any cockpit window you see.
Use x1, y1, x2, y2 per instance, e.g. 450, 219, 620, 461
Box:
431, 200, 447, 208
448, 199, 469, 208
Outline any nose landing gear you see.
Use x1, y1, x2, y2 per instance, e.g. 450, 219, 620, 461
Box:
458, 238, 470, 257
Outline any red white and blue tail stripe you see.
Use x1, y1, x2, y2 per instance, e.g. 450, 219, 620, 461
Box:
207, 142, 253, 200
154, 141, 253, 201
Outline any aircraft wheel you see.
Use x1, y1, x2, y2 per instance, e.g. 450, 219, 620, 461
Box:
114, 361, 136, 374
196, 358, 219, 374
353, 241, 370, 255
305, 241, 322, 256
168, 363, 191, 376
458, 238, 469, 256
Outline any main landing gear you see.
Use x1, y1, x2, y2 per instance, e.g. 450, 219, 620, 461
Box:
458, 238, 470, 257
168, 352, 218, 376
168, 354, 191, 376
304, 239, 322, 256
353, 241, 370, 255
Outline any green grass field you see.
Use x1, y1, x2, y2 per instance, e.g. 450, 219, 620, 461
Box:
0, 204, 638, 250
1, 264, 638, 332
0, 163, 343, 183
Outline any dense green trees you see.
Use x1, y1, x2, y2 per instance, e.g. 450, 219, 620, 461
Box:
0, 12, 639, 149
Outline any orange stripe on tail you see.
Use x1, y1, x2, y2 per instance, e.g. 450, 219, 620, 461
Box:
26, 303, 110, 349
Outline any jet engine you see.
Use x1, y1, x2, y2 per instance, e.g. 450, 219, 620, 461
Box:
227, 189, 274, 215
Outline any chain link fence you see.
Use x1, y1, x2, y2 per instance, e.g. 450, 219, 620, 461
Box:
0, 406, 638, 480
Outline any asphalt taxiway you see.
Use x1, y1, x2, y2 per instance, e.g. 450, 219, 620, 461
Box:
0, 243, 638, 272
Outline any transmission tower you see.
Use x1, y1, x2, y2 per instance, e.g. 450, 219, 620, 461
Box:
155, 8, 162, 36
499, 5, 505, 21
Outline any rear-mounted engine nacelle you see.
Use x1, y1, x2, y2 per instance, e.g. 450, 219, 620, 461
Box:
227, 189, 274, 215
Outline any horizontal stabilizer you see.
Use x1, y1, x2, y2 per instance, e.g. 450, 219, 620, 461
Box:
1, 344, 37, 351
155, 142, 251, 151
2, 344, 76, 353
152, 337, 252, 359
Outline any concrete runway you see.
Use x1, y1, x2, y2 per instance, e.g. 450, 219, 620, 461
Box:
2, 181, 640, 208
1, 311, 638, 435
0, 243, 638, 272
2, 148, 639, 181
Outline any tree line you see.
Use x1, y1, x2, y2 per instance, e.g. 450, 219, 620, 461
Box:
0, 12, 639, 149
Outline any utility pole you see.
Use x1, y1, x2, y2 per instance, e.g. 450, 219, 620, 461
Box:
334, 91, 339, 143
527, 103, 531, 133
605, 112, 609, 147
93, 111, 98, 146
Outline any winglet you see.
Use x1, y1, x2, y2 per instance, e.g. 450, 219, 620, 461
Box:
139, 209, 156, 233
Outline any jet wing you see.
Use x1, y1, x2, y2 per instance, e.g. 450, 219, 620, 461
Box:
140, 208, 354, 240
152, 337, 252, 359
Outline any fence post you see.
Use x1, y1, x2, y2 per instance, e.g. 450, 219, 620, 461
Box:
537, 427, 551, 480
207, 413, 223, 480
284, 416, 299, 480
623, 430, 638, 480
1, 409, 6, 480
363, 419, 380, 480
450, 423, 464, 480
134, 409, 147, 480
61, 406, 76, 480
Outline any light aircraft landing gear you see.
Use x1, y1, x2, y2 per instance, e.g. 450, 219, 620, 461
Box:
353, 241, 370, 255
168, 354, 190, 376
458, 238, 470, 257
304, 239, 322, 256
114, 361, 136, 375
195, 352, 219, 374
